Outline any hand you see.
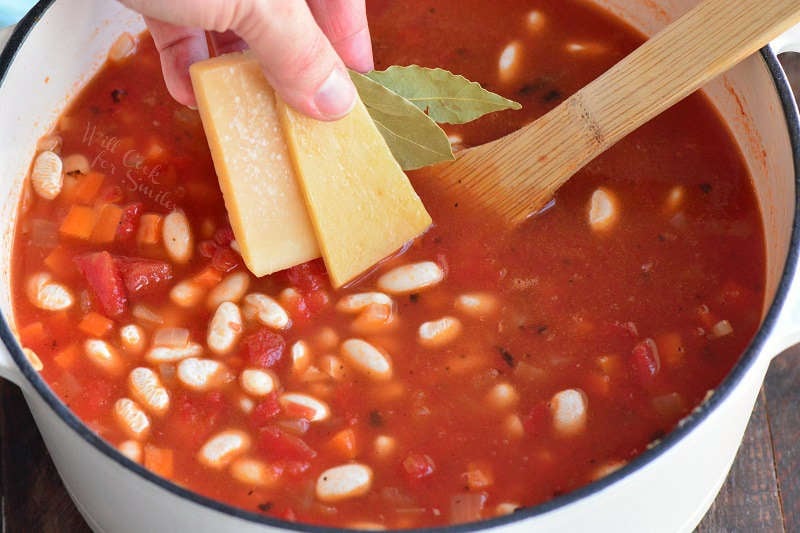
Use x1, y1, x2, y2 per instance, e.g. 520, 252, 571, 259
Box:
117, 0, 373, 120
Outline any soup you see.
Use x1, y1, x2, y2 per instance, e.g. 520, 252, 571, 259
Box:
11, 0, 764, 528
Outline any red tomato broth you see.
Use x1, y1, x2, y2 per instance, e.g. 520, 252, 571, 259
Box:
10, 0, 765, 529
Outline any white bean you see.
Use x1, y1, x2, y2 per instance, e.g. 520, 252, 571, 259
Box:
22, 348, 43, 371
280, 393, 330, 422
114, 398, 151, 440
230, 457, 279, 487
170, 280, 205, 308
240, 369, 278, 397
145, 342, 203, 364
486, 382, 519, 410
26, 273, 73, 311
177, 358, 230, 391
119, 324, 147, 355
207, 271, 250, 309
118, 440, 143, 463
31, 150, 63, 200
207, 302, 243, 355
418, 316, 462, 348
503, 414, 525, 440
351, 304, 395, 335
498, 40, 523, 84
377, 262, 444, 295
162, 210, 193, 264
291, 340, 312, 374
336, 292, 393, 314
129, 367, 170, 416
85, 339, 123, 376
526, 10, 546, 32
340, 339, 392, 381
62, 153, 90, 175
108, 32, 137, 62
588, 187, 618, 231
316, 463, 373, 502
198, 430, 250, 469
551, 388, 588, 436
238, 396, 255, 414
243, 293, 290, 330
454, 293, 498, 318
373, 435, 397, 459
665, 186, 685, 212
496, 502, 522, 516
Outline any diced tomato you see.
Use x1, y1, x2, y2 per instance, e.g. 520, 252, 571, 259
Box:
74, 251, 127, 316
282, 400, 317, 421
171, 390, 226, 446
97, 184, 124, 203
402, 453, 436, 480
304, 289, 330, 315
630, 338, 660, 384
213, 226, 235, 246
257, 425, 317, 461
241, 329, 286, 369
249, 392, 281, 428
275, 460, 311, 477
285, 259, 328, 292
212, 247, 241, 273
523, 402, 551, 435
116, 202, 143, 242
198, 240, 218, 258
114, 257, 174, 296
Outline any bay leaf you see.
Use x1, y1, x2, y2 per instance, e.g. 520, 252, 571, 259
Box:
365, 65, 521, 124
350, 70, 454, 171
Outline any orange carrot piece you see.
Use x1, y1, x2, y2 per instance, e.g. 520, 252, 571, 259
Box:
192, 266, 223, 288
326, 428, 357, 460
59, 175, 80, 204
656, 332, 685, 367
90, 204, 124, 244
19, 321, 47, 349
59, 205, 96, 240
44, 245, 75, 278
137, 213, 163, 245
78, 312, 115, 338
73, 171, 106, 204
54, 343, 80, 369
144, 445, 174, 478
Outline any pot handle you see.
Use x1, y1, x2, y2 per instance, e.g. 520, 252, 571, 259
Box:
772, 21, 800, 53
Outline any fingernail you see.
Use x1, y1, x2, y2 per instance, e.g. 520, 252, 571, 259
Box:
314, 68, 356, 120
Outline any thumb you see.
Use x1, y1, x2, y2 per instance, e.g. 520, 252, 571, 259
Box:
235, 1, 357, 120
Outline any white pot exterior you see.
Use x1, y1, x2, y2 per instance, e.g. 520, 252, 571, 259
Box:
0, 1, 799, 532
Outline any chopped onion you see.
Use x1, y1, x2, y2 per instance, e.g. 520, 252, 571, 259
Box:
132, 304, 164, 325
711, 319, 733, 338
30, 219, 59, 248
450, 492, 488, 524
153, 327, 190, 348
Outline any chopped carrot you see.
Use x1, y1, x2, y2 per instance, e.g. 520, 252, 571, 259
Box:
78, 312, 115, 338
19, 321, 47, 349
59, 175, 80, 204
136, 213, 163, 245
326, 428, 357, 459
44, 245, 75, 278
53, 343, 80, 369
192, 266, 223, 288
59, 205, 96, 240
656, 332, 685, 367
464, 461, 494, 490
90, 204, 124, 244
144, 445, 174, 478
73, 171, 106, 204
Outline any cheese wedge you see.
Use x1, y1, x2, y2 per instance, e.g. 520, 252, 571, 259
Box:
277, 98, 432, 287
190, 52, 320, 277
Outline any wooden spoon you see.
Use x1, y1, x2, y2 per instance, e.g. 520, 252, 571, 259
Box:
436, 0, 800, 226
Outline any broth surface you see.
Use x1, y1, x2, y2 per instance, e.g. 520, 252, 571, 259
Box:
11, 0, 764, 528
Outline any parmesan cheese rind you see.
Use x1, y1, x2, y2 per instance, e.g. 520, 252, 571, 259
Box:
190, 52, 320, 277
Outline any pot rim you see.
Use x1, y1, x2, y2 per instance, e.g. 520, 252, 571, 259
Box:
1, 1, 799, 531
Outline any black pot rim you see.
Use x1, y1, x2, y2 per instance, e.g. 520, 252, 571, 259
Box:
1, 1, 799, 531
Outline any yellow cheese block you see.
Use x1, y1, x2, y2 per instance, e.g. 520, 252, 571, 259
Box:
277, 97, 432, 288
190, 52, 320, 277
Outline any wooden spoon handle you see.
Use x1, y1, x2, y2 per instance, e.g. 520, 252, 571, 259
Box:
438, 0, 800, 225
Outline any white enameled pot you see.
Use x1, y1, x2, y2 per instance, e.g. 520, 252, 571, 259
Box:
0, 1, 799, 532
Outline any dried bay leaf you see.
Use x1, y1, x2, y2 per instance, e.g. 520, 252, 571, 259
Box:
365, 65, 521, 124
350, 70, 454, 171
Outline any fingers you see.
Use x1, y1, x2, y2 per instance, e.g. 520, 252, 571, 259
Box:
120, 0, 364, 120
307, 0, 374, 72
236, 1, 356, 120
144, 17, 209, 108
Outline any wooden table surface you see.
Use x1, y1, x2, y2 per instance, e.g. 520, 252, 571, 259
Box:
1, 55, 799, 533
